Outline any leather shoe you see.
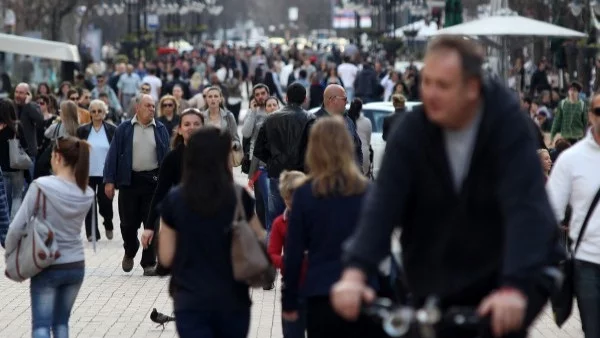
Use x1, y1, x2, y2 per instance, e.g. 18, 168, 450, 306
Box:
143, 266, 158, 276
106, 230, 114, 240
122, 255, 134, 272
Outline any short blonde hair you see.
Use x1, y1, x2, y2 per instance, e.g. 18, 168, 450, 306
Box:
278, 170, 306, 200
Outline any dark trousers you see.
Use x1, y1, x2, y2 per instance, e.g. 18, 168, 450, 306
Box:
85, 176, 114, 239
306, 296, 387, 338
227, 102, 242, 124
118, 171, 157, 268
175, 307, 250, 338
575, 259, 600, 338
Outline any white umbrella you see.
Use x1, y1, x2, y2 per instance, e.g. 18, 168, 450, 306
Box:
431, 15, 586, 38
427, 12, 586, 83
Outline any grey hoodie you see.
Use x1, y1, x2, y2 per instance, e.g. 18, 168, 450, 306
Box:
5, 176, 94, 265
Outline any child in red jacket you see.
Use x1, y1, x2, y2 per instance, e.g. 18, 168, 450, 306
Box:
267, 170, 307, 338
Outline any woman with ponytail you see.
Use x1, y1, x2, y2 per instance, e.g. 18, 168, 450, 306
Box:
5, 136, 94, 337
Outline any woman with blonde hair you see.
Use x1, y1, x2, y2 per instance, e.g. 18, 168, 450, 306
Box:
45, 100, 79, 139
537, 148, 552, 181
281, 116, 384, 338
157, 95, 180, 137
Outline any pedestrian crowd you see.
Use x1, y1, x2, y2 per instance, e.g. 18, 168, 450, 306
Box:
0, 35, 597, 338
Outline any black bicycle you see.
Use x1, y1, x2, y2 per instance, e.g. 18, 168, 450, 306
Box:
363, 296, 484, 338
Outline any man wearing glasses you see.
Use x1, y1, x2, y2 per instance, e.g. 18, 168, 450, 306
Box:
91, 74, 122, 114
314, 84, 363, 167
66, 88, 91, 124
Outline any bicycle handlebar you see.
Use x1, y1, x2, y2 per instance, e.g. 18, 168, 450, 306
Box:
362, 296, 483, 338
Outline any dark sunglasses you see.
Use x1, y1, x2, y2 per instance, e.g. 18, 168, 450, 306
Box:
37, 101, 46, 106
593, 107, 600, 116
162, 103, 174, 108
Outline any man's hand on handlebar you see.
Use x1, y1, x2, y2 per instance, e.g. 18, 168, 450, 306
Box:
330, 268, 376, 321
478, 288, 527, 337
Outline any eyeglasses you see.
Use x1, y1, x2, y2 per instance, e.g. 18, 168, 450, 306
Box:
162, 103, 174, 108
593, 107, 600, 116
332, 96, 347, 102
37, 101, 46, 106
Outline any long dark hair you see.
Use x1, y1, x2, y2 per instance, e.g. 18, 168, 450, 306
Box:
347, 98, 363, 124
53, 136, 90, 192
0, 98, 18, 135
171, 108, 205, 149
182, 126, 233, 215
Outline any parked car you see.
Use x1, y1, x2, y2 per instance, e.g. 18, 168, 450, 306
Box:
360, 101, 421, 178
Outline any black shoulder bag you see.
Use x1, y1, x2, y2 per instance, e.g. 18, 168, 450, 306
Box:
552, 186, 600, 327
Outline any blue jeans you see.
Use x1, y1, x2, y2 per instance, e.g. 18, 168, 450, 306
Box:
267, 177, 285, 238
257, 168, 270, 231
345, 87, 355, 102
3, 170, 24, 220
575, 259, 600, 338
175, 308, 250, 338
30, 267, 85, 338
282, 298, 306, 338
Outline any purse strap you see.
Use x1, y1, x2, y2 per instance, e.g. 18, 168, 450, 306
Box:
233, 185, 246, 222
573, 186, 600, 255
33, 184, 47, 219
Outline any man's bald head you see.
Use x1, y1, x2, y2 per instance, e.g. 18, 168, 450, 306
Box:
324, 84, 344, 100
14, 83, 31, 105
323, 84, 347, 115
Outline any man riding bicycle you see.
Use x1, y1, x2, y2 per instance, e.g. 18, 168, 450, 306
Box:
331, 37, 563, 338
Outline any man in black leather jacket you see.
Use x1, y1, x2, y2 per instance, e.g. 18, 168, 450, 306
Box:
254, 82, 315, 231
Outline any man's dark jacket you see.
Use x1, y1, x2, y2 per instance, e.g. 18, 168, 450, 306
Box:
16, 102, 44, 156
103, 118, 170, 188
343, 77, 563, 306
314, 107, 363, 167
253, 104, 315, 179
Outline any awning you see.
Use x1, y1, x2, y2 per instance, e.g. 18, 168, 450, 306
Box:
0, 33, 80, 62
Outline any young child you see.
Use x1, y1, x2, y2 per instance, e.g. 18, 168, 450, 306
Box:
267, 170, 307, 338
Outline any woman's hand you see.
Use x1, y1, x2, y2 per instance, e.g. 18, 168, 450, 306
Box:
282, 311, 298, 322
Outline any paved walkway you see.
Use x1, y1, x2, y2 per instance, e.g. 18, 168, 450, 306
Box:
0, 170, 583, 337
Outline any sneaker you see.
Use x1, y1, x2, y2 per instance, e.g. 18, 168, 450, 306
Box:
122, 255, 134, 272
143, 266, 158, 277
106, 230, 114, 240
262, 282, 274, 291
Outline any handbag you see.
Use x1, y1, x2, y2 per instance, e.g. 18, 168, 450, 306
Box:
230, 148, 244, 167
230, 185, 276, 287
5, 185, 60, 282
8, 127, 32, 170
551, 186, 600, 327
